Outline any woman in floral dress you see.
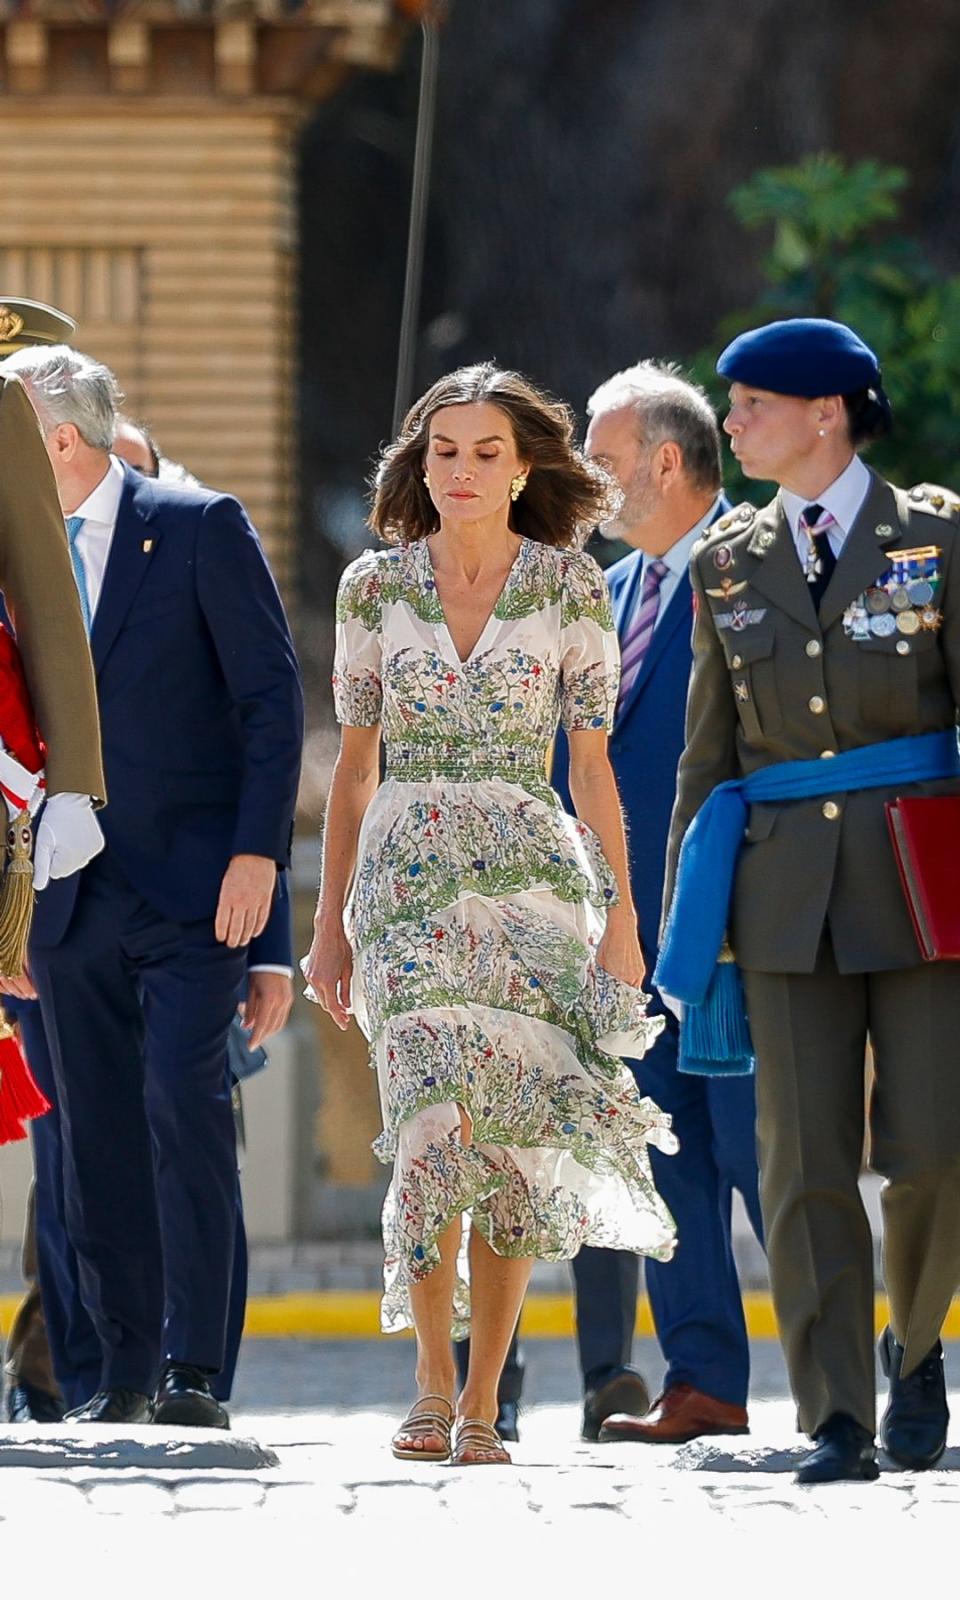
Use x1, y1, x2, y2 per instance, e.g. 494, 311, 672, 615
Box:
303, 363, 675, 1465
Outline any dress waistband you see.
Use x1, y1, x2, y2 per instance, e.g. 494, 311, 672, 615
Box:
385, 743, 551, 794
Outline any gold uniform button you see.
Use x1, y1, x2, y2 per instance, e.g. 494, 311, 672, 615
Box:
896, 639, 911, 655
820, 749, 836, 759
822, 800, 840, 820
731, 654, 743, 670
809, 695, 826, 714
805, 639, 822, 658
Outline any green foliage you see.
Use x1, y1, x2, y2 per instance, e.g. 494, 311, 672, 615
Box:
695, 153, 960, 499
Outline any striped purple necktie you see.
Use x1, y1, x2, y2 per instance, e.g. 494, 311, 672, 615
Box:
617, 558, 669, 710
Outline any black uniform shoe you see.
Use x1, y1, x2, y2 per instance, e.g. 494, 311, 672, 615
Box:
154, 1364, 230, 1429
5, 1381, 64, 1424
495, 1399, 520, 1443
878, 1326, 948, 1470
581, 1366, 650, 1443
65, 1388, 155, 1424
796, 1413, 879, 1484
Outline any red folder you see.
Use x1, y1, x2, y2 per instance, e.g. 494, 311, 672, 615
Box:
885, 795, 960, 960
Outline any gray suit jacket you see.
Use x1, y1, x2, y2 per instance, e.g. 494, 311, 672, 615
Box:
663, 469, 960, 974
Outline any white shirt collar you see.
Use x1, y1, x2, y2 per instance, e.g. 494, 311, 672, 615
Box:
781, 454, 871, 541
646, 493, 724, 578
71, 454, 125, 528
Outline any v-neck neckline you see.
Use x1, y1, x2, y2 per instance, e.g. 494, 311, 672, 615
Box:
423, 534, 528, 668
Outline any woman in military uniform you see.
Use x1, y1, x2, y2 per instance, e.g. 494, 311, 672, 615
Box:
661, 318, 960, 1484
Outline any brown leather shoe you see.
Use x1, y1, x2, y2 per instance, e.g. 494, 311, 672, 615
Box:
598, 1383, 749, 1444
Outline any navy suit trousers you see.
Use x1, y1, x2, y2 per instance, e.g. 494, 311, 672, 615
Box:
20, 989, 248, 1406
30, 851, 248, 1396
572, 997, 763, 1406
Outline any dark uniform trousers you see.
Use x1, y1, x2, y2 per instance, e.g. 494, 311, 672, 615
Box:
3, 1184, 59, 1401
745, 941, 960, 1436
665, 471, 960, 1441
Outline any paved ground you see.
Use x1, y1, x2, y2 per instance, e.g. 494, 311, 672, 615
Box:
229, 1335, 792, 1410
1, 1398, 957, 1597
2, 1341, 958, 1596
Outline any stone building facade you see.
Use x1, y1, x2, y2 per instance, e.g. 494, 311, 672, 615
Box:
0, 0, 414, 588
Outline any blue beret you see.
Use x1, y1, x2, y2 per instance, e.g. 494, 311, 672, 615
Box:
717, 318, 881, 398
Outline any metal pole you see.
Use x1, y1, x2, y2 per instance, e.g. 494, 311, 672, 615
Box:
392, 13, 442, 436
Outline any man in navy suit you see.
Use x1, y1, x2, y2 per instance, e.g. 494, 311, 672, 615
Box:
2, 419, 297, 1423
554, 361, 765, 1444
4, 345, 303, 1427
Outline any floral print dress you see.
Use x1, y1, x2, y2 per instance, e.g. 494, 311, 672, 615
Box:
333, 534, 677, 1335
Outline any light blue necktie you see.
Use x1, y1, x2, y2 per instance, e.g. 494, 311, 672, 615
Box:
65, 515, 92, 635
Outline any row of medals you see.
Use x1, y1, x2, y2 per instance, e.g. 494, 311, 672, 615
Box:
845, 572, 940, 641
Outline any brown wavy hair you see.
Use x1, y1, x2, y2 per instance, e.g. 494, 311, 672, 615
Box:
369, 362, 620, 548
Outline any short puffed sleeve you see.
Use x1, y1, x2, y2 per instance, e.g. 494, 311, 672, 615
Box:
332, 552, 383, 726
558, 551, 620, 733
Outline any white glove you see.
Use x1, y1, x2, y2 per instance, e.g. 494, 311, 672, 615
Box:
658, 989, 683, 1022
0, 747, 44, 821
33, 793, 105, 892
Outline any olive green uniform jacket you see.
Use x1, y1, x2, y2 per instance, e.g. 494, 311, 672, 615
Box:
663, 468, 960, 972
0, 375, 104, 802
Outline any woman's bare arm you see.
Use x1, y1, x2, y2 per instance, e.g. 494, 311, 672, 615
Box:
303, 722, 381, 1029
567, 726, 644, 986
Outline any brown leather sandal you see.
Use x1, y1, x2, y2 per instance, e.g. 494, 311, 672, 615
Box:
391, 1394, 454, 1462
451, 1417, 512, 1466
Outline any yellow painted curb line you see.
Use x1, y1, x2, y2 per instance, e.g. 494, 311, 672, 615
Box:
238, 1291, 960, 1340
3, 1291, 959, 1341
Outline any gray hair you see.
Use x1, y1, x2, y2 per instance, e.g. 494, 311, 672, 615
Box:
3, 344, 119, 450
587, 360, 721, 493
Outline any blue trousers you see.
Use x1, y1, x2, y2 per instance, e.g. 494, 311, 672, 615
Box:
18, 990, 249, 1407
29, 853, 248, 1398
572, 999, 764, 1407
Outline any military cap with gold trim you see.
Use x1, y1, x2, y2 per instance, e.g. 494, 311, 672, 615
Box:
0, 297, 76, 357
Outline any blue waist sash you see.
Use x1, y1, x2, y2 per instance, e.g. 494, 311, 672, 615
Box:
654, 729, 960, 1076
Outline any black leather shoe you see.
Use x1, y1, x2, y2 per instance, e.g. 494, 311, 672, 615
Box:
154, 1364, 229, 1429
65, 1388, 154, 1424
878, 1326, 948, 1470
582, 1366, 650, 1443
5, 1381, 64, 1424
796, 1413, 879, 1484
495, 1399, 520, 1443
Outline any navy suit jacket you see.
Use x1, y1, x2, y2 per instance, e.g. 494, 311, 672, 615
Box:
31, 465, 303, 949
553, 501, 729, 966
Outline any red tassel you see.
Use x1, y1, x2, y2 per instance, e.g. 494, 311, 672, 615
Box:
0, 1018, 50, 1145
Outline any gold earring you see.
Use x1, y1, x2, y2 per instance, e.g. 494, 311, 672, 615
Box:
510, 472, 528, 502
423, 471, 432, 490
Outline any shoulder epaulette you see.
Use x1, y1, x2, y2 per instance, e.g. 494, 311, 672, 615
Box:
906, 483, 960, 522
706, 502, 757, 538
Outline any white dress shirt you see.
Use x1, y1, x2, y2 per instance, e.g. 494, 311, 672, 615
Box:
641, 493, 724, 627
69, 454, 124, 618
781, 453, 871, 565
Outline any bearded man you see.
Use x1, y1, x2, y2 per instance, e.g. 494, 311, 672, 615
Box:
553, 361, 765, 1444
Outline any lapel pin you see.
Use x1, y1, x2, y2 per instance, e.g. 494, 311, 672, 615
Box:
748, 526, 776, 555
875, 524, 893, 537
142, 539, 153, 553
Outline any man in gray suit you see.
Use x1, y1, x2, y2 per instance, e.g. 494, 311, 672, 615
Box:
664, 318, 960, 1484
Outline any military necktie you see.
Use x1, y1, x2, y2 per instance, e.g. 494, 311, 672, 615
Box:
65, 515, 92, 636
799, 503, 838, 612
